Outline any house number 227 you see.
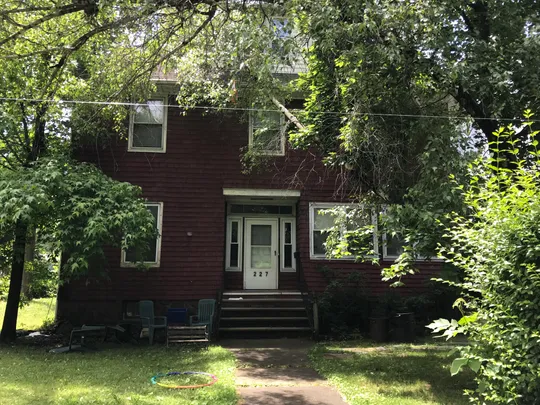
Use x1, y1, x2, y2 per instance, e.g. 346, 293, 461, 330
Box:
253, 271, 269, 277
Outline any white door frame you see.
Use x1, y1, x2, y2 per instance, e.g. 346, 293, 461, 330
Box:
243, 218, 279, 290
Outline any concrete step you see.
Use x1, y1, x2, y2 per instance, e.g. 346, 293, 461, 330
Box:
220, 326, 312, 332
221, 317, 308, 321
223, 290, 302, 296
221, 307, 306, 312
223, 298, 303, 302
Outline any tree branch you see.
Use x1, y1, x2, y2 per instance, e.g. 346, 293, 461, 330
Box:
271, 97, 305, 130
0, 3, 88, 48
110, 5, 219, 99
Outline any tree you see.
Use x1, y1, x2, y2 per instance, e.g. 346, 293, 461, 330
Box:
0, 0, 295, 342
427, 120, 540, 403
285, 0, 540, 280
0, 0, 251, 341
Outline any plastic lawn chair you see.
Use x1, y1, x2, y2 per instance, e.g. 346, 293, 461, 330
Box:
139, 300, 167, 345
190, 299, 216, 337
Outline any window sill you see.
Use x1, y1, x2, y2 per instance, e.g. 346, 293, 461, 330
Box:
251, 150, 285, 157
309, 255, 357, 262
381, 256, 445, 263
127, 147, 166, 153
120, 262, 160, 268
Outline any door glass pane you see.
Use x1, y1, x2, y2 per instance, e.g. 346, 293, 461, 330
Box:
251, 225, 272, 245
251, 247, 271, 268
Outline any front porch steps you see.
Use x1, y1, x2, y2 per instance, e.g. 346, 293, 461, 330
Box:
220, 326, 312, 332
218, 290, 313, 338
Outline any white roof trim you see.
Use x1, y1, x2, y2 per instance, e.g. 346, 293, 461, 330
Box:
223, 188, 301, 198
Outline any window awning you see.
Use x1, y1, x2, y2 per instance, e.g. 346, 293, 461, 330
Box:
223, 188, 301, 200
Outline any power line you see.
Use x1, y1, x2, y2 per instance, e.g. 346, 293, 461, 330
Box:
0, 96, 538, 123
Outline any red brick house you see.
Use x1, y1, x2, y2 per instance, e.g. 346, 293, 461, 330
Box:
57, 87, 442, 336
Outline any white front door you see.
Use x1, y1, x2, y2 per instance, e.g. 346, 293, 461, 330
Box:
244, 218, 278, 289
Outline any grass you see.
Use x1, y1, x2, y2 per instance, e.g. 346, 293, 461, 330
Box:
0, 297, 56, 330
0, 344, 238, 405
310, 341, 475, 405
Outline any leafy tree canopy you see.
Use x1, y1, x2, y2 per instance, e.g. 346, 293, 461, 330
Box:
427, 119, 540, 403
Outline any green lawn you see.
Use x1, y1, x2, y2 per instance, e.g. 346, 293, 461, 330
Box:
310, 341, 475, 405
0, 345, 238, 405
0, 297, 56, 330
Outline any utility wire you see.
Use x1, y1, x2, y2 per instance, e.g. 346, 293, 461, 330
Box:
0, 96, 538, 123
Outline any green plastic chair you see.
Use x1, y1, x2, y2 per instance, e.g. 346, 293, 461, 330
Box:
190, 299, 216, 337
139, 300, 167, 345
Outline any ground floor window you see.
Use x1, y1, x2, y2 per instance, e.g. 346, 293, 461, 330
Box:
309, 202, 377, 260
309, 202, 441, 262
121, 202, 163, 267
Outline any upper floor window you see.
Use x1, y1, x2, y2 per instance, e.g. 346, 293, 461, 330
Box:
128, 98, 167, 153
122, 202, 163, 267
249, 110, 286, 156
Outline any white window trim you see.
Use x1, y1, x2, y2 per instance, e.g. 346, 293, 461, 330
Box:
225, 217, 243, 272
309, 202, 378, 261
280, 218, 296, 272
248, 111, 286, 156
121, 202, 163, 268
128, 97, 168, 153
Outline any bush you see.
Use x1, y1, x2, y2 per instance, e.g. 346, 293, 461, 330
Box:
428, 121, 540, 403
316, 267, 370, 337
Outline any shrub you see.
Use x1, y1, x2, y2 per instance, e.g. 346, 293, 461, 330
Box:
316, 267, 370, 337
428, 119, 540, 403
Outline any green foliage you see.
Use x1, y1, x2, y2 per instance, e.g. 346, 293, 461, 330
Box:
321, 205, 378, 261
427, 118, 540, 403
22, 260, 57, 300
0, 158, 157, 277
316, 267, 369, 337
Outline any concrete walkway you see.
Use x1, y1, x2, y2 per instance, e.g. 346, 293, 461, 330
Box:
221, 339, 349, 405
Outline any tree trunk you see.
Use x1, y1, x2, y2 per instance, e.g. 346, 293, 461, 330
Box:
21, 228, 36, 299
0, 219, 28, 342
